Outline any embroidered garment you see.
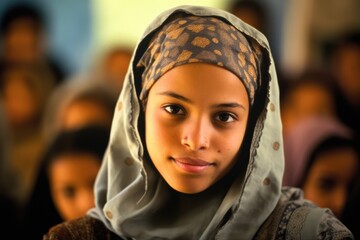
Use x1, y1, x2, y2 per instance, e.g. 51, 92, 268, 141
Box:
45, 5, 354, 240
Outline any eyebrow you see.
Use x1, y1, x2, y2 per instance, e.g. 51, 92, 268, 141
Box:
157, 91, 246, 110
157, 91, 191, 103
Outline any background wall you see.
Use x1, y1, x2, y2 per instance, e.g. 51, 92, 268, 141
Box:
1, 0, 287, 76
0, 0, 92, 76
91, 0, 230, 51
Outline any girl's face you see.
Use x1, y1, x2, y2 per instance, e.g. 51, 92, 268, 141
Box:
303, 147, 359, 218
48, 153, 101, 221
145, 63, 249, 194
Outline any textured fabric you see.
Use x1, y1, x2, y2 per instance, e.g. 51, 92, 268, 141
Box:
138, 15, 262, 106
64, 5, 357, 240
254, 187, 354, 239
44, 189, 353, 240
43, 216, 122, 240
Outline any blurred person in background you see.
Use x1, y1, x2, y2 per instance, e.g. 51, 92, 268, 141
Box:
90, 45, 133, 94
20, 125, 110, 240
226, 0, 268, 37
327, 31, 360, 239
0, 2, 66, 84
0, 99, 18, 203
281, 0, 360, 77
0, 62, 56, 206
342, 176, 360, 239
226, 0, 288, 89
42, 76, 118, 143
0, 100, 22, 237
328, 30, 360, 137
280, 68, 338, 136
283, 116, 360, 234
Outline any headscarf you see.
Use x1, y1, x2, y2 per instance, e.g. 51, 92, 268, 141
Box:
89, 6, 286, 240
283, 116, 354, 187
138, 15, 262, 106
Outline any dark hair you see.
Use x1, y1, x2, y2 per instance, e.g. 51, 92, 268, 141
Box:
334, 31, 360, 50
20, 125, 110, 240
299, 136, 359, 188
70, 87, 117, 120
44, 125, 110, 161
326, 30, 360, 63
0, 2, 46, 36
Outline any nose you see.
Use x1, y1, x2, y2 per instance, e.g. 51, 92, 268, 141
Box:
181, 116, 210, 151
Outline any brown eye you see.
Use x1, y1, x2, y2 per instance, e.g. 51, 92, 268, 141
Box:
215, 112, 236, 123
163, 104, 185, 115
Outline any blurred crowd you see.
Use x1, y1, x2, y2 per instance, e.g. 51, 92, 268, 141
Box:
0, 0, 359, 239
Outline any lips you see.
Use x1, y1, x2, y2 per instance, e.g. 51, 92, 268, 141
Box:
171, 157, 213, 173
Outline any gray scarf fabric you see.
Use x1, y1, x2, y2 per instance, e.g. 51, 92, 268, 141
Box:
89, 5, 284, 240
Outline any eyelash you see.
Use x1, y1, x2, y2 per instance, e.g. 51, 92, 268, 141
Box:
163, 104, 185, 115
162, 104, 238, 123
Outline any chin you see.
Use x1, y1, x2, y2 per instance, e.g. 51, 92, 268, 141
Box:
168, 180, 208, 194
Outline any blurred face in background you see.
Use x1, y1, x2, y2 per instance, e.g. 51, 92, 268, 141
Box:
48, 153, 101, 221
102, 49, 132, 91
61, 99, 113, 130
303, 146, 358, 218
281, 82, 336, 136
333, 45, 360, 106
1, 70, 39, 129
3, 18, 45, 62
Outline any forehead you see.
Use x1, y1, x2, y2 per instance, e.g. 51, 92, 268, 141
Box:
149, 63, 249, 105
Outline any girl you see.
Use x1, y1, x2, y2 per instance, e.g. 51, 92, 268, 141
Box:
282, 116, 359, 235
21, 125, 110, 239
44, 5, 353, 239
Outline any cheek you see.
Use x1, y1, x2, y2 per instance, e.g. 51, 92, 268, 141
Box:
216, 137, 244, 167
217, 123, 247, 154
145, 107, 177, 145
302, 172, 325, 204
146, 108, 165, 156
51, 186, 74, 220
216, 135, 239, 152
53, 189, 70, 207
207, 131, 245, 181
49, 171, 74, 218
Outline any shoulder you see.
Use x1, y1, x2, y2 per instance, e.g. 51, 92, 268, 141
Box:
255, 187, 354, 239
43, 216, 123, 240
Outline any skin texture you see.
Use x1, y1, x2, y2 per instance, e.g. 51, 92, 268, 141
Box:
303, 147, 358, 218
48, 153, 101, 221
145, 63, 249, 194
